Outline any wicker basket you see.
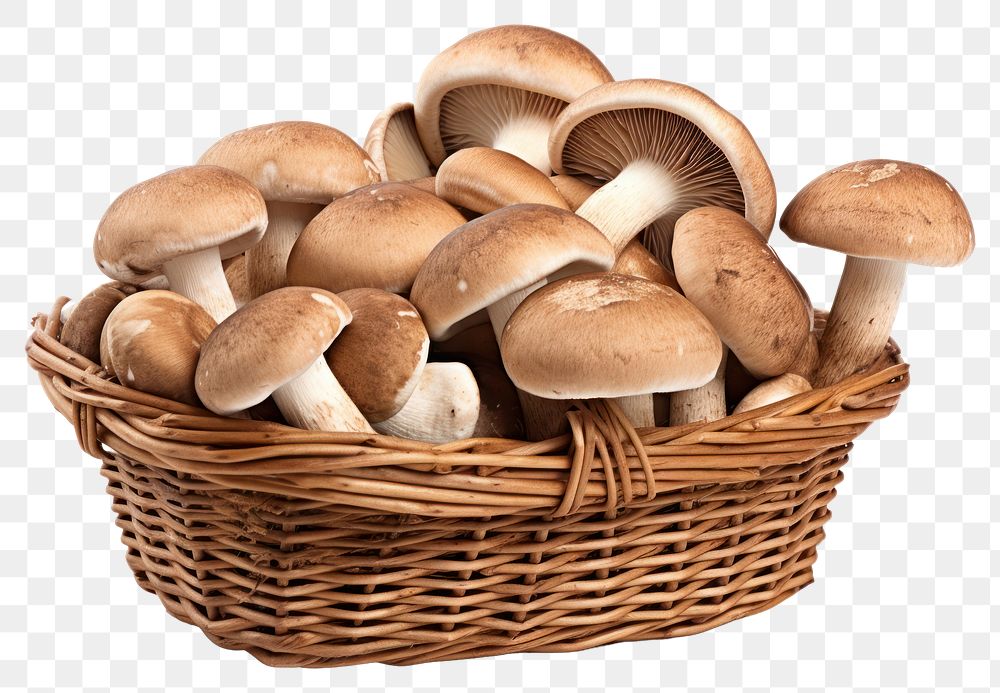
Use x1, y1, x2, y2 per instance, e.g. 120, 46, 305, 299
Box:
26, 297, 908, 667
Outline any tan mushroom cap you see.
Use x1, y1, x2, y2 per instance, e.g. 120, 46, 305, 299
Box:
195, 287, 351, 415
286, 182, 466, 294
410, 204, 616, 340
673, 206, 811, 378
325, 289, 430, 423
549, 79, 777, 239
93, 165, 267, 284
779, 159, 974, 266
414, 25, 613, 166
100, 290, 216, 405
614, 239, 682, 293
436, 147, 569, 214
60, 281, 136, 363
364, 103, 434, 182
198, 121, 380, 203
501, 272, 723, 398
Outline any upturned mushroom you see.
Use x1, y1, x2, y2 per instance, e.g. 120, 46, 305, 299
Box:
414, 25, 613, 174
195, 287, 373, 433
60, 281, 137, 363
198, 121, 380, 298
373, 362, 480, 443
670, 207, 812, 424
410, 204, 615, 439
100, 290, 216, 405
549, 79, 776, 266
781, 160, 974, 387
364, 102, 435, 185
733, 374, 812, 415
501, 273, 722, 426
286, 182, 466, 294
93, 165, 266, 322
435, 147, 569, 214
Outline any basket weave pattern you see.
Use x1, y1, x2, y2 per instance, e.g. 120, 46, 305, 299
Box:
27, 299, 908, 667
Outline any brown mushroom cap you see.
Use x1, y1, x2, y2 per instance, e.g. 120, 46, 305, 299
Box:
672, 206, 811, 378
325, 288, 430, 423
197, 121, 379, 203
614, 239, 682, 293
286, 182, 466, 294
549, 79, 776, 249
60, 281, 137, 363
414, 25, 613, 167
195, 287, 351, 415
779, 159, 974, 266
100, 290, 216, 405
93, 165, 267, 284
502, 272, 722, 398
364, 103, 434, 182
435, 147, 569, 214
410, 204, 616, 340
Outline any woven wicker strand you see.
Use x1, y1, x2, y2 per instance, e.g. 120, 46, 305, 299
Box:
26, 298, 908, 667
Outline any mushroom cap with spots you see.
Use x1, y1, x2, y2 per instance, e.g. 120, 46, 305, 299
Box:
779, 159, 974, 266
548, 79, 777, 245
364, 102, 435, 182
198, 121, 380, 203
195, 287, 352, 415
501, 272, 723, 399
100, 290, 216, 406
325, 288, 430, 423
286, 182, 466, 294
93, 165, 267, 284
409, 204, 616, 341
672, 206, 812, 379
414, 25, 613, 167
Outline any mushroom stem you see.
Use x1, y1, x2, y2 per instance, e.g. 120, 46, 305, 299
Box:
161, 246, 237, 323
245, 201, 324, 299
616, 395, 655, 428
271, 356, 374, 433
373, 362, 480, 442
814, 256, 907, 388
488, 283, 573, 440
492, 116, 555, 174
575, 160, 678, 254
669, 348, 728, 425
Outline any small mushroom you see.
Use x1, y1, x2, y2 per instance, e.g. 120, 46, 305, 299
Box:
435, 147, 570, 214
733, 373, 812, 415
364, 102, 435, 183
100, 290, 216, 405
373, 362, 480, 443
414, 25, 613, 173
93, 165, 267, 322
286, 182, 466, 294
198, 121, 380, 299
59, 281, 137, 363
195, 287, 373, 433
613, 239, 682, 293
549, 79, 776, 265
781, 160, 974, 387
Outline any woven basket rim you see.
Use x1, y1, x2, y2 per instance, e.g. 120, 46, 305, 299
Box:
27, 296, 909, 519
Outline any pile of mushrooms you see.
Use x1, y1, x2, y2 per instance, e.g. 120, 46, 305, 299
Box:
63, 26, 974, 443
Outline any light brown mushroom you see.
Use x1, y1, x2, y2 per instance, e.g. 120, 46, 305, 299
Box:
435, 147, 569, 214
733, 373, 812, 415
59, 281, 137, 363
364, 102, 435, 183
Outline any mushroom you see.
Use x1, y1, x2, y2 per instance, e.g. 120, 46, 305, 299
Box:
198, 121, 380, 299
670, 207, 812, 424
613, 239, 682, 293
410, 204, 615, 439
733, 373, 812, 415
501, 273, 723, 428
286, 182, 466, 294
414, 25, 613, 174
223, 254, 252, 308
549, 79, 776, 266
59, 281, 137, 363
781, 160, 974, 387
100, 290, 216, 405
373, 362, 480, 443
195, 287, 373, 433
364, 102, 435, 185
460, 354, 526, 440
435, 147, 570, 214
93, 165, 267, 323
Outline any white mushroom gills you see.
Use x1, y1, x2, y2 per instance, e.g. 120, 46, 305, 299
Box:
160, 246, 237, 323
373, 362, 479, 442
669, 348, 728, 425
492, 116, 555, 174
575, 159, 679, 254
814, 256, 908, 388
245, 201, 324, 299
270, 355, 375, 433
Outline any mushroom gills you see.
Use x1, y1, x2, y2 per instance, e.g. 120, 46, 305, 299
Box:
383, 108, 434, 181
